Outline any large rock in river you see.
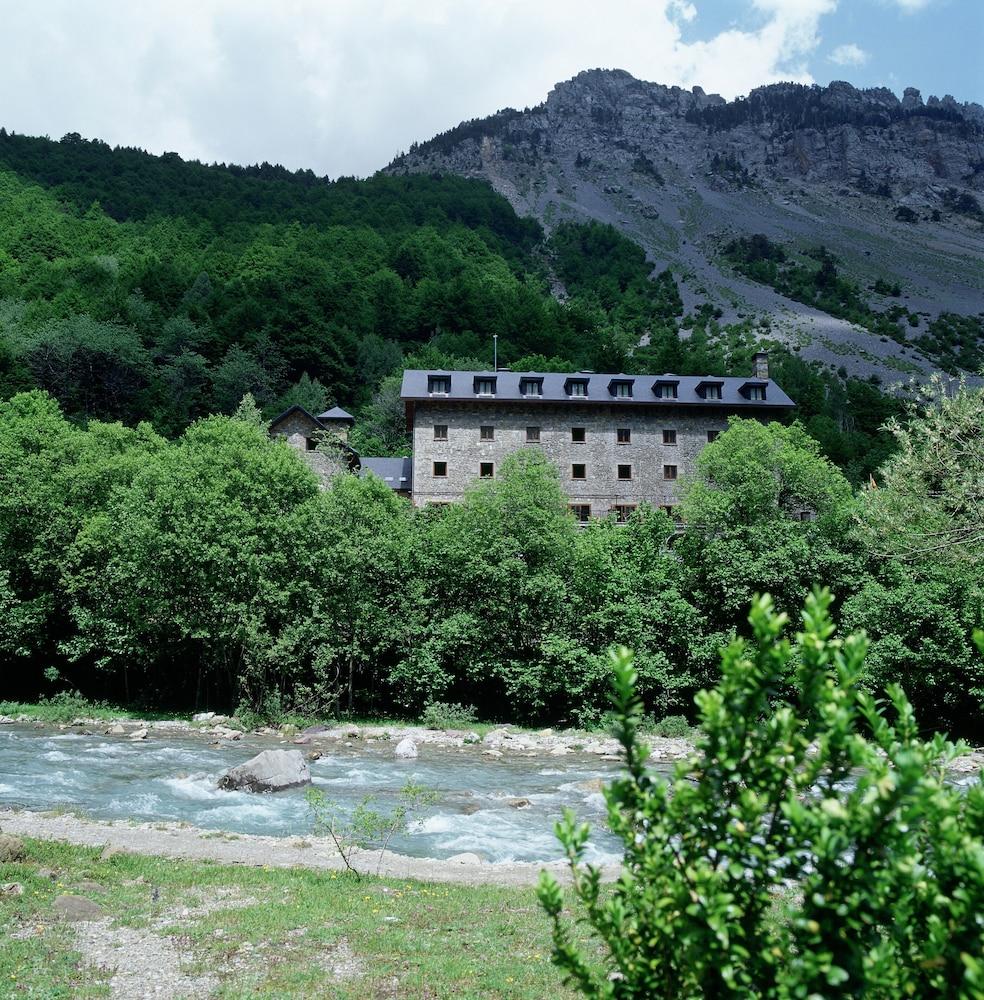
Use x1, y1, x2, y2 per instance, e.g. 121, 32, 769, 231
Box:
218, 749, 311, 793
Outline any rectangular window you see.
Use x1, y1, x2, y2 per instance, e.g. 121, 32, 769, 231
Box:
428, 375, 451, 394
480, 462, 494, 478
433, 461, 447, 477
526, 426, 540, 443
567, 380, 589, 397
617, 428, 631, 444
433, 424, 448, 441
611, 504, 637, 523
704, 384, 722, 401
569, 503, 592, 523
480, 425, 494, 441
707, 430, 720, 443
748, 385, 766, 401
614, 382, 632, 398
571, 463, 586, 480
662, 429, 677, 445
663, 464, 678, 480
655, 383, 678, 399
475, 378, 496, 396
304, 437, 318, 452
571, 427, 586, 443
617, 464, 632, 480
520, 378, 543, 397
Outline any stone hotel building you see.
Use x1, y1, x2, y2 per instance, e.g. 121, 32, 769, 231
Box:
400, 353, 794, 520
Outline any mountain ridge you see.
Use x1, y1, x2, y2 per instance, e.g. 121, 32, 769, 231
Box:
387, 69, 984, 383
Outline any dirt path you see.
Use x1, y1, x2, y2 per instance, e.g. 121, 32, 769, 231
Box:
0, 809, 613, 886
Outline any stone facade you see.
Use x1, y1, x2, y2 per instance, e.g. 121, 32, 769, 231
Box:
410, 401, 732, 515
269, 408, 322, 453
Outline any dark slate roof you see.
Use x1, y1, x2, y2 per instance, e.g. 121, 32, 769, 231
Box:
400, 369, 795, 410
359, 457, 413, 490
318, 406, 355, 422
268, 404, 323, 431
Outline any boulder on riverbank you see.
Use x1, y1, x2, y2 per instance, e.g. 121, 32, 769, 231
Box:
217, 750, 311, 794
394, 737, 418, 759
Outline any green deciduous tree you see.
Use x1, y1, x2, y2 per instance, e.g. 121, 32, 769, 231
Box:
677, 419, 856, 624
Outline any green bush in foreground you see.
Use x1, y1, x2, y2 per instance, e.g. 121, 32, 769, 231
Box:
538, 590, 984, 998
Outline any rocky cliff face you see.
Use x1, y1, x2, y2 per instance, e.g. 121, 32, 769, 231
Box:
387, 70, 984, 381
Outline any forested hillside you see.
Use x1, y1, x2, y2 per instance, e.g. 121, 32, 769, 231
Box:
0, 128, 981, 737
0, 129, 900, 478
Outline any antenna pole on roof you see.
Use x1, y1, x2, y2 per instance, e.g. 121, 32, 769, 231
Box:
493, 334, 498, 373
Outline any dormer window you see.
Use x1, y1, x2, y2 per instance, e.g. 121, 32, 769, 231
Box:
474, 376, 497, 396
520, 377, 543, 397
740, 382, 767, 402
565, 378, 589, 397
654, 380, 679, 400
428, 374, 451, 394
697, 381, 724, 401
609, 378, 634, 398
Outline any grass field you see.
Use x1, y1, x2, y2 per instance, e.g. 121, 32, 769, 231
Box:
0, 838, 578, 999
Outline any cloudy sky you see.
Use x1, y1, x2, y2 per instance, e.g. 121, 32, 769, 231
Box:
1, 0, 980, 177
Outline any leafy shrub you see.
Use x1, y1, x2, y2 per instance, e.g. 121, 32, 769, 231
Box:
0, 691, 111, 723
538, 590, 984, 998
420, 701, 478, 729
644, 713, 693, 739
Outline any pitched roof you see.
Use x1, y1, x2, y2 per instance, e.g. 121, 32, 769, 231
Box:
267, 404, 323, 431
359, 457, 412, 490
318, 406, 355, 422
400, 369, 795, 410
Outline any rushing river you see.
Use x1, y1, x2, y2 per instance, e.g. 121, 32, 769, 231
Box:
0, 725, 640, 864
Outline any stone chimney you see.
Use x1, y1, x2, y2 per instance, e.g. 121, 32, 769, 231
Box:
753, 351, 769, 381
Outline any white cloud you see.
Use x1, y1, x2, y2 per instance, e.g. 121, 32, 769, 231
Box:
0, 0, 841, 177
829, 43, 869, 66
885, 0, 934, 9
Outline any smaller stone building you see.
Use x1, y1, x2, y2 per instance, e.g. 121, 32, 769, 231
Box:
268, 404, 412, 497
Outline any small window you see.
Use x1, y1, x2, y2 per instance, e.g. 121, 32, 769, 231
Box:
654, 382, 678, 400
571, 427, 586, 443
526, 426, 540, 443
480, 462, 494, 478
428, 375, 451, 394
433, 425, 448, 441
662, 429, 677, 445
571, 463, 586, 480
565, 378, 589, 397
617, 428, 631, 444
433, 461, 447, 477
663, 464, 678, 480
747, 385, 766, 401
703, 384, 722, 401
480, 425, 494, 441
617, 464, 632, 481
520, 378, 543, 397
474, 377, 496, 396
707, 430, 720, 443
304, 437, 318, 452
569, 503, 592, 523
611, 504, 637, 523
614, 382, 632, 398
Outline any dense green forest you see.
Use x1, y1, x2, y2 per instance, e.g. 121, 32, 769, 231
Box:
2, 381, 982, 736
0, 129, 901, 479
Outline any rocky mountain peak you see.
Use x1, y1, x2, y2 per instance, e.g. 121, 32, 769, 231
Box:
387, 69, 983, 384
